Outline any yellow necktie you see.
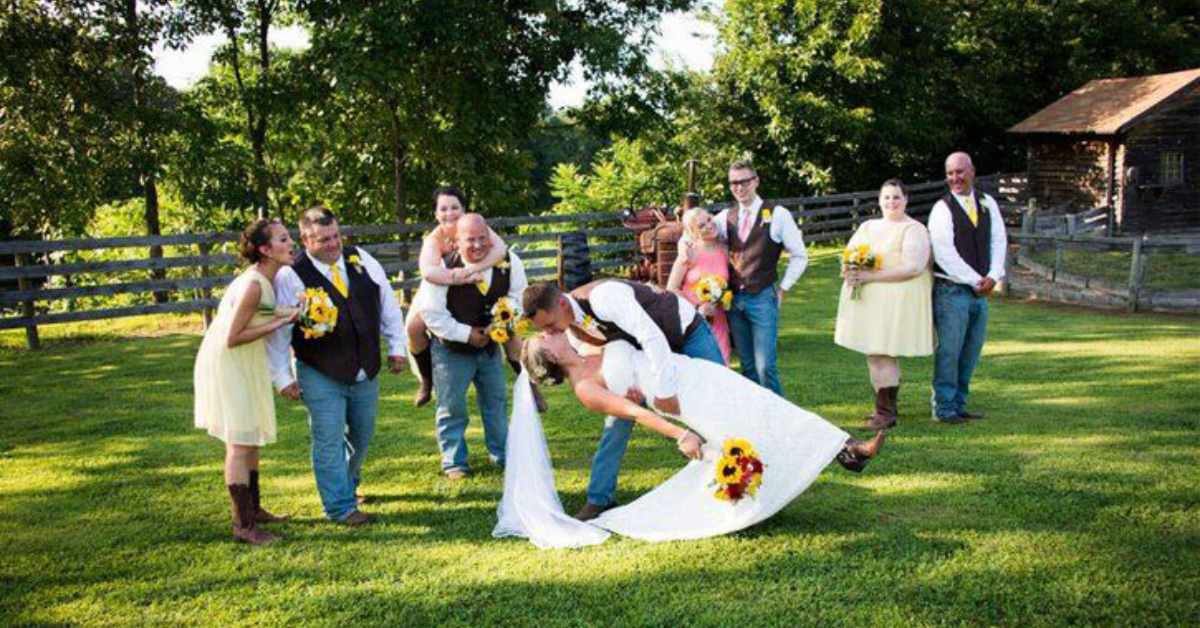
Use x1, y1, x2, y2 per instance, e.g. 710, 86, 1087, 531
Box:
964, 195, 979, 227
330, 264, 349, 298
476, 281, 489, 295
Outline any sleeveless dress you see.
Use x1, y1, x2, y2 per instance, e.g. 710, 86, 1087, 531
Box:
588, 342, 850, 541
680, 245, 733, 364
834, 219, 934, 357
193, 268, 278, 446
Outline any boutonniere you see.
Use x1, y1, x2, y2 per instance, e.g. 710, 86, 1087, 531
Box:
761, 207, 772, 223
347, 254, 364, 274
495, 258, 510, 270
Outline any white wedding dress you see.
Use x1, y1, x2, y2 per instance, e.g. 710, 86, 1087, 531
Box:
493, 342, 851, 547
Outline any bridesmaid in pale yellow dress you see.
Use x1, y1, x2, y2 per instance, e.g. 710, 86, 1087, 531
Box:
834, 179, 934, 430
194, 219, 298, 545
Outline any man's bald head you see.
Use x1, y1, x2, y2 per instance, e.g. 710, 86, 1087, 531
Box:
945, 151, 975, 195
455, 213, 493, 264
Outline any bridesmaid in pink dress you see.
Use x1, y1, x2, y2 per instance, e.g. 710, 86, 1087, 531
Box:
668, 208, 733, 365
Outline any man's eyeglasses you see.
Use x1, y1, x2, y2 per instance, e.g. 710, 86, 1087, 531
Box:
728, 176, 757, 188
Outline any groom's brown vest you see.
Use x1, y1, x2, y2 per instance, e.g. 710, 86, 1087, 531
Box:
727, 206, 783, 294
291, 248, 382, 384
572, 279, 693, 352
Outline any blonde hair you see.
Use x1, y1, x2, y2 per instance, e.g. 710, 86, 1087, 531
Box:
682, 208, 707, 240
520, 335, 565, 387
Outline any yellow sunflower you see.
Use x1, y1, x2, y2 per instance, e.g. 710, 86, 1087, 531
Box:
489, 327, 510, 344
714, 455, 744, 485
723, 438, 756, 459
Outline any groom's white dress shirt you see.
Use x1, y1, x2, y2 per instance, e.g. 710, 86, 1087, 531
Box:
420, 253, 528, 343
564, 282, 694, 400
266, 248, 406, 391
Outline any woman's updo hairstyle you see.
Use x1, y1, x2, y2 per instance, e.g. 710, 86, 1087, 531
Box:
520, 335, 566, 387
239, 218, 281, 263
432, 185, 469, 211
880, 178, 908, 197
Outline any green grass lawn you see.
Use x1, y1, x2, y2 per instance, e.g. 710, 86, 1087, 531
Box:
2, 251, 1199, 626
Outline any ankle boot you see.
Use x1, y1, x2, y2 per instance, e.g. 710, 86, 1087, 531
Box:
249, 470, 289, 524
228, 484, 278, 545
509, 358, 548, 412
835, 430, 887, 473
411, 346, 434, 407
864, 385, 899, 430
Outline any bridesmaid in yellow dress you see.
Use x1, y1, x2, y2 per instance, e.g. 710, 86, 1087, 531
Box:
194, 218, 298, 545
834, 179, 934, 430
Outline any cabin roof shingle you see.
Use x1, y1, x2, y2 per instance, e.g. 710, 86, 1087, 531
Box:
1008, 68, 1200, 135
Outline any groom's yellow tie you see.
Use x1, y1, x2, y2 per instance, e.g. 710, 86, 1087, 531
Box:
330, 263, 349, 298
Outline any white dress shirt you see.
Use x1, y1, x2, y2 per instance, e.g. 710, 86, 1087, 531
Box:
420, 253, 528, 344
266, 248, 407, 390
710, 196, 809, 291
565, 282, 695, 400
927, 190, 1008, 286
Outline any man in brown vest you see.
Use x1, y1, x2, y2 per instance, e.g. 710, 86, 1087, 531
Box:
267, 206, 408, 526
710, 159, 809, 396
422, 214, 527, 480
523, 279, 725, 520
928, 151, 1007, 423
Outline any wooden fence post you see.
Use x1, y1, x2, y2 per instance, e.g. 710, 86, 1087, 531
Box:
197, 241, 214, 328
14, 253, 41, 349
1052, 238, 1064, 282
1106, 205, 1115, 237
1065, 213, 1078, 236
1021, 198, 1037, 234
1127, 237, 1144, 312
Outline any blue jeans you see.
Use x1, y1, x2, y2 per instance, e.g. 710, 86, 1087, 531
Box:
727, 286, 782, 395
296, 362, 378, 521
932, 281, 989, 419
431, 341, 508, 474
585, 317, 725, 507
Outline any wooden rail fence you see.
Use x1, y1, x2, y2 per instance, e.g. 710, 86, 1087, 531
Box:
1, 173, 1028, 348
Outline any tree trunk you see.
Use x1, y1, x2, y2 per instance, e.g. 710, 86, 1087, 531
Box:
125, 0, 168, 303
251, 0, 274, 218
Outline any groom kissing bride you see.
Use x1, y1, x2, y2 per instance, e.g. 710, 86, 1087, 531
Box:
517, 280, 885, 541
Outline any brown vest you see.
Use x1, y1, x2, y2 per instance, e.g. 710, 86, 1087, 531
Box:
571, 279, 689, 352
291, 248, 383, 384
727, 205, 783, 294
931, 191, 992, 279
440, 251, 512, 354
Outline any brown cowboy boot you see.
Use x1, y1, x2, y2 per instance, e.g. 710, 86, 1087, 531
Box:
864, 385, 899, 430
410, 346, 434, 407
835, 430, 887, 473
508, 357, 548, 413
228, 484, 278, 545
249, 470, 289, 524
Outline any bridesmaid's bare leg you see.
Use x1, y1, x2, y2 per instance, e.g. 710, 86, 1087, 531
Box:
864, 355, 900, 430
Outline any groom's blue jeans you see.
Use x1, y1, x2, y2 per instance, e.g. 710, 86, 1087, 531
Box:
296, 361, 378, 521
586, 318, 725, 507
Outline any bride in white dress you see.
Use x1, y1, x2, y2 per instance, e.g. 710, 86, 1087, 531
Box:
494, 332, 885, 546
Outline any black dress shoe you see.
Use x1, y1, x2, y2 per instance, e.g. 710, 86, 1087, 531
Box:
958, 410, 985, 420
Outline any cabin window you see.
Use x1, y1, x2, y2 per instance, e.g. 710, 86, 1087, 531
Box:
1160, 151, 1184, 186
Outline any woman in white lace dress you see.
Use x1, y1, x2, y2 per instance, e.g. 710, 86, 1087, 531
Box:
516, 333, 884, 542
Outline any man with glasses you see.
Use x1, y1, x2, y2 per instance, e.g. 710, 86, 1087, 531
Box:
267, 206, 407, 526
709, 159, 809, 396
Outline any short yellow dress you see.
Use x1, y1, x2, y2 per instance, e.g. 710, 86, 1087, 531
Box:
834, 219, 934, 357
193, 268, 277, 446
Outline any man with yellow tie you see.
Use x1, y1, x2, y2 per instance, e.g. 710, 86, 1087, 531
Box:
927, 152, 1008, 424
267, 206, 407, 525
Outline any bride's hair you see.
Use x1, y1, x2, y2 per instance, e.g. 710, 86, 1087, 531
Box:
520, 336, 566, 387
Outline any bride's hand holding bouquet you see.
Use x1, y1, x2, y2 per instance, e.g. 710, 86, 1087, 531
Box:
841, 243, 881, 300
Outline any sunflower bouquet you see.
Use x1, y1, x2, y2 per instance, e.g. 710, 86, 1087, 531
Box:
841, 243, 881, 300
298, 287, 339, 339
692, 274, 733, 310
487, 296, 528, 344
711, 438, 765, 503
